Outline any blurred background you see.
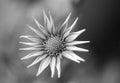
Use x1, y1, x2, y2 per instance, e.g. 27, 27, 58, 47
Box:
0, 0, 120, 83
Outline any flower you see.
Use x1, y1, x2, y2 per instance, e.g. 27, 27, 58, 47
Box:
19, 10, 90, 78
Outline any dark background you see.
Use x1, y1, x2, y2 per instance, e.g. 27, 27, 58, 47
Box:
0, 0, 120, 83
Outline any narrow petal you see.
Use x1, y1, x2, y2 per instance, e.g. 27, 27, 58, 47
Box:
59, 22, 68, 35
59, 54, 62, 59
50, 57, 56, 78
49, 11, 56, 34
62, 51, 80, 63
36, 56, 51, 76
19, 42, 39, 46
27, 54, 47, 68
49, 11, 54, 28
66, 29, 86, 42
20, 35, 39, 42
21, 51, 44, 60
52, 26, 56, 35
43, 9, 48, 24
56, 56, 61, 78
32, 16, 44, 29
63, 17, 79, 38
64, 51, 85, 62
32, 16, 48, 35
26, 24, 45, 39
59, 13, 71, 35
62, 13, 71, 27
66, 46, 89, 52
66, 41, 90, 45
42, 10, 51, 33
19, 47, 42, 51
19, 42, 42, 47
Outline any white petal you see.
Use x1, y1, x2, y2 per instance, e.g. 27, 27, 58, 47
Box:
36, 56, 51, 76
20, 35, 39, 42
42, 10, 51, 33
19, 42, 39, 46
19, 47, 42, 51
59, 54, 62, 59
66, 41, 90, 45
52, 26, 56, 35
49, 11, 56, 34
63, 17, 79, 38
66, 46, 89, 52
21, 51, 44, 60
50, 57, 56, 78
19, 42, 42, 47
62, 51, 80, 63
27, 54, 47, 68
65, 51, 85, 62
56, 56, 61, 78
43, 9, 48, 24
49, 11, 54, 28
26, 24, 45, 39
62, 13, 71, 27
32, 16, 44, 28
59, 13, 71, 34
32, 16, 48, 35
66, 29, 86, 42
59, 22, 68, 36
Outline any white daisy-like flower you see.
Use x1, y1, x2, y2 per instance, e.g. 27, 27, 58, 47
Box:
19, 10, 90, 78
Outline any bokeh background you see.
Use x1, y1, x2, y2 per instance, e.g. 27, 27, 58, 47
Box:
0, 0, 120, 83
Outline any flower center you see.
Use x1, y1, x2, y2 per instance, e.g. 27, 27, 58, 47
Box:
45, 35, 65, 56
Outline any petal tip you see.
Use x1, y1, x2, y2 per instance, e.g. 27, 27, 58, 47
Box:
81, 59, 85, 62
36, 74, 39, 77
20, 57, 25, 60
19, 36, 24, 38
27, 65, 32, 68
19, 41, 22, 43
36, 71, 41, 76
86, 49, 89, 52
86, 41, 90, 43
19, 48, 22, 50
82, 28, 86, 32
51, 75, 54, 78
26, 24, 29, 27
58, 76, 60, 78
77, 60, 80, 63
32, 15, 34, 19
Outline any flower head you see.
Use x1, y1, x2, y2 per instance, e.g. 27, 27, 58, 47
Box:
19, 10, 90, 78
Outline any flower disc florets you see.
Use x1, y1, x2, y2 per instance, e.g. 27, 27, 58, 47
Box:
44, 35, 65, 57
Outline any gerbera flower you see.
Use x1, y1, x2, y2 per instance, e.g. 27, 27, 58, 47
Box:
19, 10, 90, 78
